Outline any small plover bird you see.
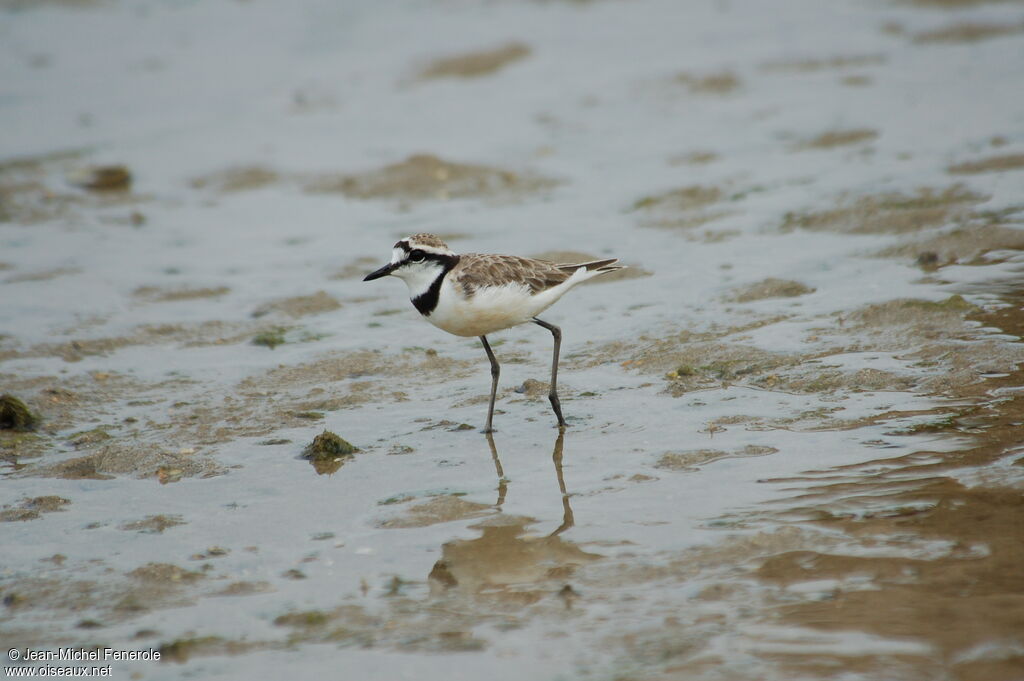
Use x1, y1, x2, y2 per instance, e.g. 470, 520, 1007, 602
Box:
364, 234, 624, 432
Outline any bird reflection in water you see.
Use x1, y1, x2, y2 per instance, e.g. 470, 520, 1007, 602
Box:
428, 430, 600, 599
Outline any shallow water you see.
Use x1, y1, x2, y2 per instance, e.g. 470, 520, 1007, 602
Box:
3, 0, 1024, 679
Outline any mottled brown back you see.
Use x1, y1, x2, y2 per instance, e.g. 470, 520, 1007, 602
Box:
451, 254, 621, 296
451, 255, 564, 296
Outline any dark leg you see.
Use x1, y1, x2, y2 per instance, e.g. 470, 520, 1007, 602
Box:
479, 335, 500, 433
533, 317, 566, 429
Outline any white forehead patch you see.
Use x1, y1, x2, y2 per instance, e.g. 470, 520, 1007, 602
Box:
389, 247, 406, 264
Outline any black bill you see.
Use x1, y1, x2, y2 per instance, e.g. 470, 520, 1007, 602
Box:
363, 262, 398, 281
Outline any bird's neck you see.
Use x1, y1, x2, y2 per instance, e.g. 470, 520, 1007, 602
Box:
410, 254, 459, 316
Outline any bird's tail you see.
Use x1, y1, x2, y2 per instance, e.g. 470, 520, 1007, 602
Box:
557, 258, 625, 275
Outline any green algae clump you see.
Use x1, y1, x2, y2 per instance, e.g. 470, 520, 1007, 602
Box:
302, 430, 358, 476
303, 430, 358, 460
273, 610, 331, 628
252, 327, 288, 349
0, 395, 38, 431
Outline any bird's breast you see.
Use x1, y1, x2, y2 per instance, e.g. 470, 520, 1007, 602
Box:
421, 280, 544, 337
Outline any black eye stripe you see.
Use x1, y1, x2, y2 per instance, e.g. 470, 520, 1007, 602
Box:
395, 248, 456, 268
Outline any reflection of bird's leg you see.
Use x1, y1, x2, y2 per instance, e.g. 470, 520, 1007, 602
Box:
549, 429, 574, 537
485, 431, 507, 507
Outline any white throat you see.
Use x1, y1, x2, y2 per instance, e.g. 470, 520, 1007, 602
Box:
392, 261, 446, 300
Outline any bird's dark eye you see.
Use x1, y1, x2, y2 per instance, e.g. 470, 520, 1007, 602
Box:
409, 249, 426, 263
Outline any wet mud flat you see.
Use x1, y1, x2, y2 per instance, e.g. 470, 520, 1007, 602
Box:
3, 0, 1024, 679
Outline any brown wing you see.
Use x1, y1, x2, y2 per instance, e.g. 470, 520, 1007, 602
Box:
452, 255, 572, 296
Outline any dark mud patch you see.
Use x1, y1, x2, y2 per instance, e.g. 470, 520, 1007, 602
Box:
4, 266, 82, 284
577, 530, 828, 677
1, 379, 116, 449
211, 581, 273, 597
268, 599, 491, 653
26, 336, 138, 363
634, 293, 1024, 678
121, 514, 186, 534
190, 165, 280, 193
834, 294, 989, 351
668, 150, 719, 165
629, 184, 734, 238
844, 294, 978, 333
212, 348, 475, 444
128, 562, 204, 584
133, 285, 231, 302
1, 373, 226, 480
417, 526, 829, 675
377, 494, 493, 529
632, 185, 722, 213
840, 74, 873, 87
418, 42, 530, 79
1, 578, 108, 619
674, 70, 741, 94
513, 378, 551, 400
28, 442, 221, 482
655, 445, 778, 471
948, 152, 1024, 175
876, 223, 1024, 266
752, 371, 1024, 679
0, 150, 147, 225
615, 291, 1019, 407
781, 184, 987, 235
68, 165, 131, 192
654, 342, 794, 395
241, 347, 472, 391
760, 54, 886, 72
2, 562, 204, 627
578, 314, 787, 368
771, 366, 919, 395
812, 296, 1024, 395
793, 128, 878, 150
0, 495, 70, 522
1, 373, 236, 481
251, 290, 341, 319
9, 320, 257, 362
303, 154, 558, 202
158, 635, 263, 663
68, 427, 112, 449
913, 19, 1024, 44
652, 341, 915, 399
418, 417, 481, 431
725, 278, 815, 303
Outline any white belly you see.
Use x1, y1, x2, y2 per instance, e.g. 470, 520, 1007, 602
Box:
423, 279, 558, 337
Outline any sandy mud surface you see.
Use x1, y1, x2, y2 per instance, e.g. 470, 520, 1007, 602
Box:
2, 0, 1024, 679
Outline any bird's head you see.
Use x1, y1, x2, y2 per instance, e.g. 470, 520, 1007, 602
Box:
363, 234, 458, 289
